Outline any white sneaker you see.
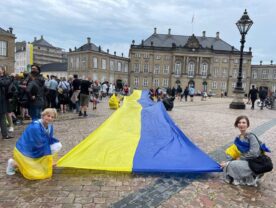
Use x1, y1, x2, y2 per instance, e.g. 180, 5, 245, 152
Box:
8, 127, 14, 132
6, 158, 16, 176
233, 180, 240, 186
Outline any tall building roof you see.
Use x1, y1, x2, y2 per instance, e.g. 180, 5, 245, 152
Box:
135, 30, 239, 52
32, 35, 60, 49
0, 27, 16, 37
77, 37, 101, 52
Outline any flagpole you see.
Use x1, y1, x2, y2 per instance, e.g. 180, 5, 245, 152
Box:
191, 13, 195, 34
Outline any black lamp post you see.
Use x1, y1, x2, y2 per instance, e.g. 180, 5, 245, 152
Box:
230, 9, 253, 109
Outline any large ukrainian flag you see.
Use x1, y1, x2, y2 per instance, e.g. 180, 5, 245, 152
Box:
57, 90, 221, 173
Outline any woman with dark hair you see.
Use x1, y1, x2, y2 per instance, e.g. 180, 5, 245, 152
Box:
220, 115, 264, 186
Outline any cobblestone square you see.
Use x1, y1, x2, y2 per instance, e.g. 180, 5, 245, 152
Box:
1, 97, 276, 208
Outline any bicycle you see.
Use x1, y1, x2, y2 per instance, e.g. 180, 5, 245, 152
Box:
256, 97, 273, 109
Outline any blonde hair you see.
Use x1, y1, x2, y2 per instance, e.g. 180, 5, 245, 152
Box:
41, 108, 57, 118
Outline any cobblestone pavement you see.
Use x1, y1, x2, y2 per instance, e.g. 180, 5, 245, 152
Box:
1, 96, 276, 208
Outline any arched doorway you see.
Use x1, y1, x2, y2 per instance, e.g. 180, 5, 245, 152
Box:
188, 80, 195, 88
202, 81, 207, 92
116, 79, 123, 91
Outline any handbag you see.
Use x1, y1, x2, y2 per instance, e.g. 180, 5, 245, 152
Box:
248, 154, 273, 174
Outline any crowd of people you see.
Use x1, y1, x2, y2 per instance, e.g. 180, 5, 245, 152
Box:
0, 64, 132, 140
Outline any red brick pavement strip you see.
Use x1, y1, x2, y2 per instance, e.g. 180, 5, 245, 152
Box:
0, 97, 276, 208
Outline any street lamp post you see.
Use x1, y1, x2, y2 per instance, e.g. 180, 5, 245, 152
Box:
230, 9, 253, 109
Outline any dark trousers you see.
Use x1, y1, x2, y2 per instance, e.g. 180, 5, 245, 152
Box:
28, 106, 42, 121
0, 113, 8, 137
49, 89, 57, 108
251, 98, 257, 109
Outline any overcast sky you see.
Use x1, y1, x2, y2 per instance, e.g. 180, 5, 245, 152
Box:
1, 0, 275, 64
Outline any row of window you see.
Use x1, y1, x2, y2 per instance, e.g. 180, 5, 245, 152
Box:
133, 77, 247, 90
252, 70, 276, 79
133, 53, 250, 64
69, 57, 128, 72
0, 41, 7, 56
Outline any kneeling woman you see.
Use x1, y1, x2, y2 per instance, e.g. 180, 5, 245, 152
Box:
6, 108, 62, 180
221, 115, 266, 186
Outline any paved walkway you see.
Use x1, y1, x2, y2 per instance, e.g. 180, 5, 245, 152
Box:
0, 96, 275, 208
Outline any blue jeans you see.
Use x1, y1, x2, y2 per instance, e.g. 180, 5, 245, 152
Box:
29, 106, 42, 121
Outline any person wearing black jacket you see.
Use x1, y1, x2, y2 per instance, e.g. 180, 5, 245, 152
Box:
0, 67, 13, 139
248, 85, 258, 110
26, 72, 45, 120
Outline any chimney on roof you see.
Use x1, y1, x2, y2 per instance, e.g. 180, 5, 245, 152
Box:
271, 60, 273, 65
132, 40, 135, 45
87, 37, 91, 44
154, 27, 157, 34
107, 49, 109, 54
231, 46, 234, 51
9, 27, 13, 34
168, 28, 171, 35
122, 53, 124, 57
99, 46, 101, 52
202, 31, 206, 38
141, 40, 144, 46
260, 60, 262, 65
34, 37, 37, 41
74, 47, 77, 51
41, 35, 43, 40
114, 51, 116, 56
69, 48, 72, 52
249, 47, 252, 52
151, 41, 154, 46
216, 32, 219, 39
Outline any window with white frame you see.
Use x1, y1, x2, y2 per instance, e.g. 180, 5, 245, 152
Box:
243, 59, 247, 64
144, 64, 149, 73
153, 78, 159, 87
163, 78, 169, 87
155, 55, 161, 60
92, 72, 98, 80
234, 59, 239, 64
134, 77, 139, 87
223, 58, 228, 63
175, 62, 181, 75
134, 63, 140, 72
214, 58, 219, 63
233, 69, 237, 78
188, 62, 194, 76
261, 69, 268, 79
93, 57, 98, 68
101, 59, 106, 70
134, 53, 140, 58
252, 71, 257, 79
143, 78, 148, 87
163, 65, 169, 74
242, 72, 246, 79
222, 68, 227, 77
124, 63, 128, 72
212, 81, 217, 89
110, 60, 114, 71
232, 82, 236, 88
117, 62, 122, 71
221, 82, 226, 90
242, 83, 246, 89
274, 69, 276, 79
69, 57, 73, 68
165, 55, 170, 60
0, 41, 7, 56
81, 56, 87, 69
201, 63, 208, 76
143, 53, 149, 59
214, 67, 219, 77
76, 57, 80, 69
154, 64, 160, 74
